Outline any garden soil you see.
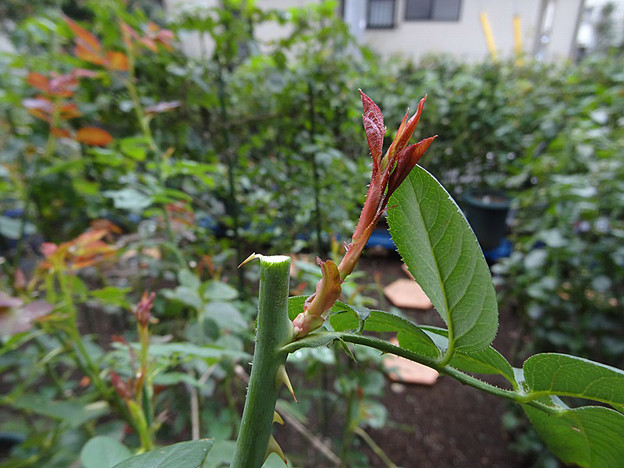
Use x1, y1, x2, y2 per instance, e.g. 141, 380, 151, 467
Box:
360, 255, 523, 468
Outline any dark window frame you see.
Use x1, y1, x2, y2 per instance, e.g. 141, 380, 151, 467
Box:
367, 0, 397, 29
404, 0, 462, 22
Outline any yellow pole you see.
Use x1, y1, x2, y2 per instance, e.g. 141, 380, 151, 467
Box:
513, 14, 523, 65
479, 12, 498, 61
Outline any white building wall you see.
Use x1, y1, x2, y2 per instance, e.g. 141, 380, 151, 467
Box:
363, 0, 583, 61
166, 0, 584, 61
546, 0, 586, 59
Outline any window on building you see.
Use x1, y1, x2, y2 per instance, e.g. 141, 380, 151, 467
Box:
367, 0, 396, 29
405, 0, 462, 21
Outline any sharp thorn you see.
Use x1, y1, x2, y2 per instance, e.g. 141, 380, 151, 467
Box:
273, 410, 284, 425
238, 252, 262, 268
275, 364, 298, 403
264, 434, 287, 464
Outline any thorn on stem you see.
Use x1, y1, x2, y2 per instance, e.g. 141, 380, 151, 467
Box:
273, 411, 284, 425
276, 364, 298, 403
238, 252, 262, 268
265, 434, 287, 464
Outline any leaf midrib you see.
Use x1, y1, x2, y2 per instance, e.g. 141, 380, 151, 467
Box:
403, 176, 453, 343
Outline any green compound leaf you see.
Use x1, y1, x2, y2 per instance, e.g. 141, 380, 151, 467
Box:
422, 327, 516, 386
81, 436, 132, 468
329, 309, 439, 359
147, 342, 250, 361
8, 395, 109, 428
524, 405, 624, 468
112, 439, 213, 468
388, 165, 498, 352
524, 353, 624, 407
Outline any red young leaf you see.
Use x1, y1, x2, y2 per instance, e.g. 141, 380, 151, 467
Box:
293, 258, 342, 337
72, 68, 99, 78
106, 51, 129, 71
40, 242, 58, 257
90, 218, 122, 234
14, 268, 27, 290
0, 293, 23, 310
294, 91, 436, 339
51, 128, 71, 138
26, 72, 50, 93
360, 90, 385, 164
0, 293, 54, 337
22, 97, 53, 111
47, 74, 78, 97
63, 15, 101, 53
387, 136, 437, 195
140, 37, 158, 52
145, 100, 181, 114
121, 23, 140, 48
75, 127, 114, 146
59, 103, 81, 120
388, 95, 428, 160
303, 258, 342, 319
154, 29, 175, 50
23, 97, 53, 122
74, 43, 107, 66
109, 371, 132, 400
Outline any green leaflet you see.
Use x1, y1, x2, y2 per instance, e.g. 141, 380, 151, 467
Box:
112, 440, 213, 468
524, 405, 624, 468
7, 395, 109, 429
388, 165, 498, 352
524, 353, 624, 408
80, 436, 132, 468
329, 308, 439, 359
146, 342, 250, 362
290, 298, 439, 359
422, 327, 516, 386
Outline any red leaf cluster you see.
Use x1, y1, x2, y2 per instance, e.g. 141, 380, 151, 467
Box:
293, 91, 436, 339
121, 21, 175, 52
22, 70, 113, 146
135, 291, 156, 328
39, 228, 118, 272
338, 91, 436, 278
75, 126, 114, 146
64, 16, 129, 71
0, 292, 54, 337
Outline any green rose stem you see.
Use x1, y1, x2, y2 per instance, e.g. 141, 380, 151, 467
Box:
232, 255, 293, 468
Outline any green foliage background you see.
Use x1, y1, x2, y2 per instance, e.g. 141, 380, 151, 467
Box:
0, 0, 623, 466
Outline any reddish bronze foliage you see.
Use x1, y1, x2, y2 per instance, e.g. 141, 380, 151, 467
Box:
293, 92, 436, 338
338, 92, 436, 280
135, 292, 156, 328
64, 15, 130, 72
75, 127, 114, 146
0, 292, 54, 337
22, 69, 109, 145
110, 371, 133, 400
39, 229, 117, 272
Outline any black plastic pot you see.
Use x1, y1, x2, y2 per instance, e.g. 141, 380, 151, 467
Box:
0, 432, 25, 458
461, 189, 511, 251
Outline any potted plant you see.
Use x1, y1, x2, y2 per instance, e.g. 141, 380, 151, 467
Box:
462, 188, 511, 251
